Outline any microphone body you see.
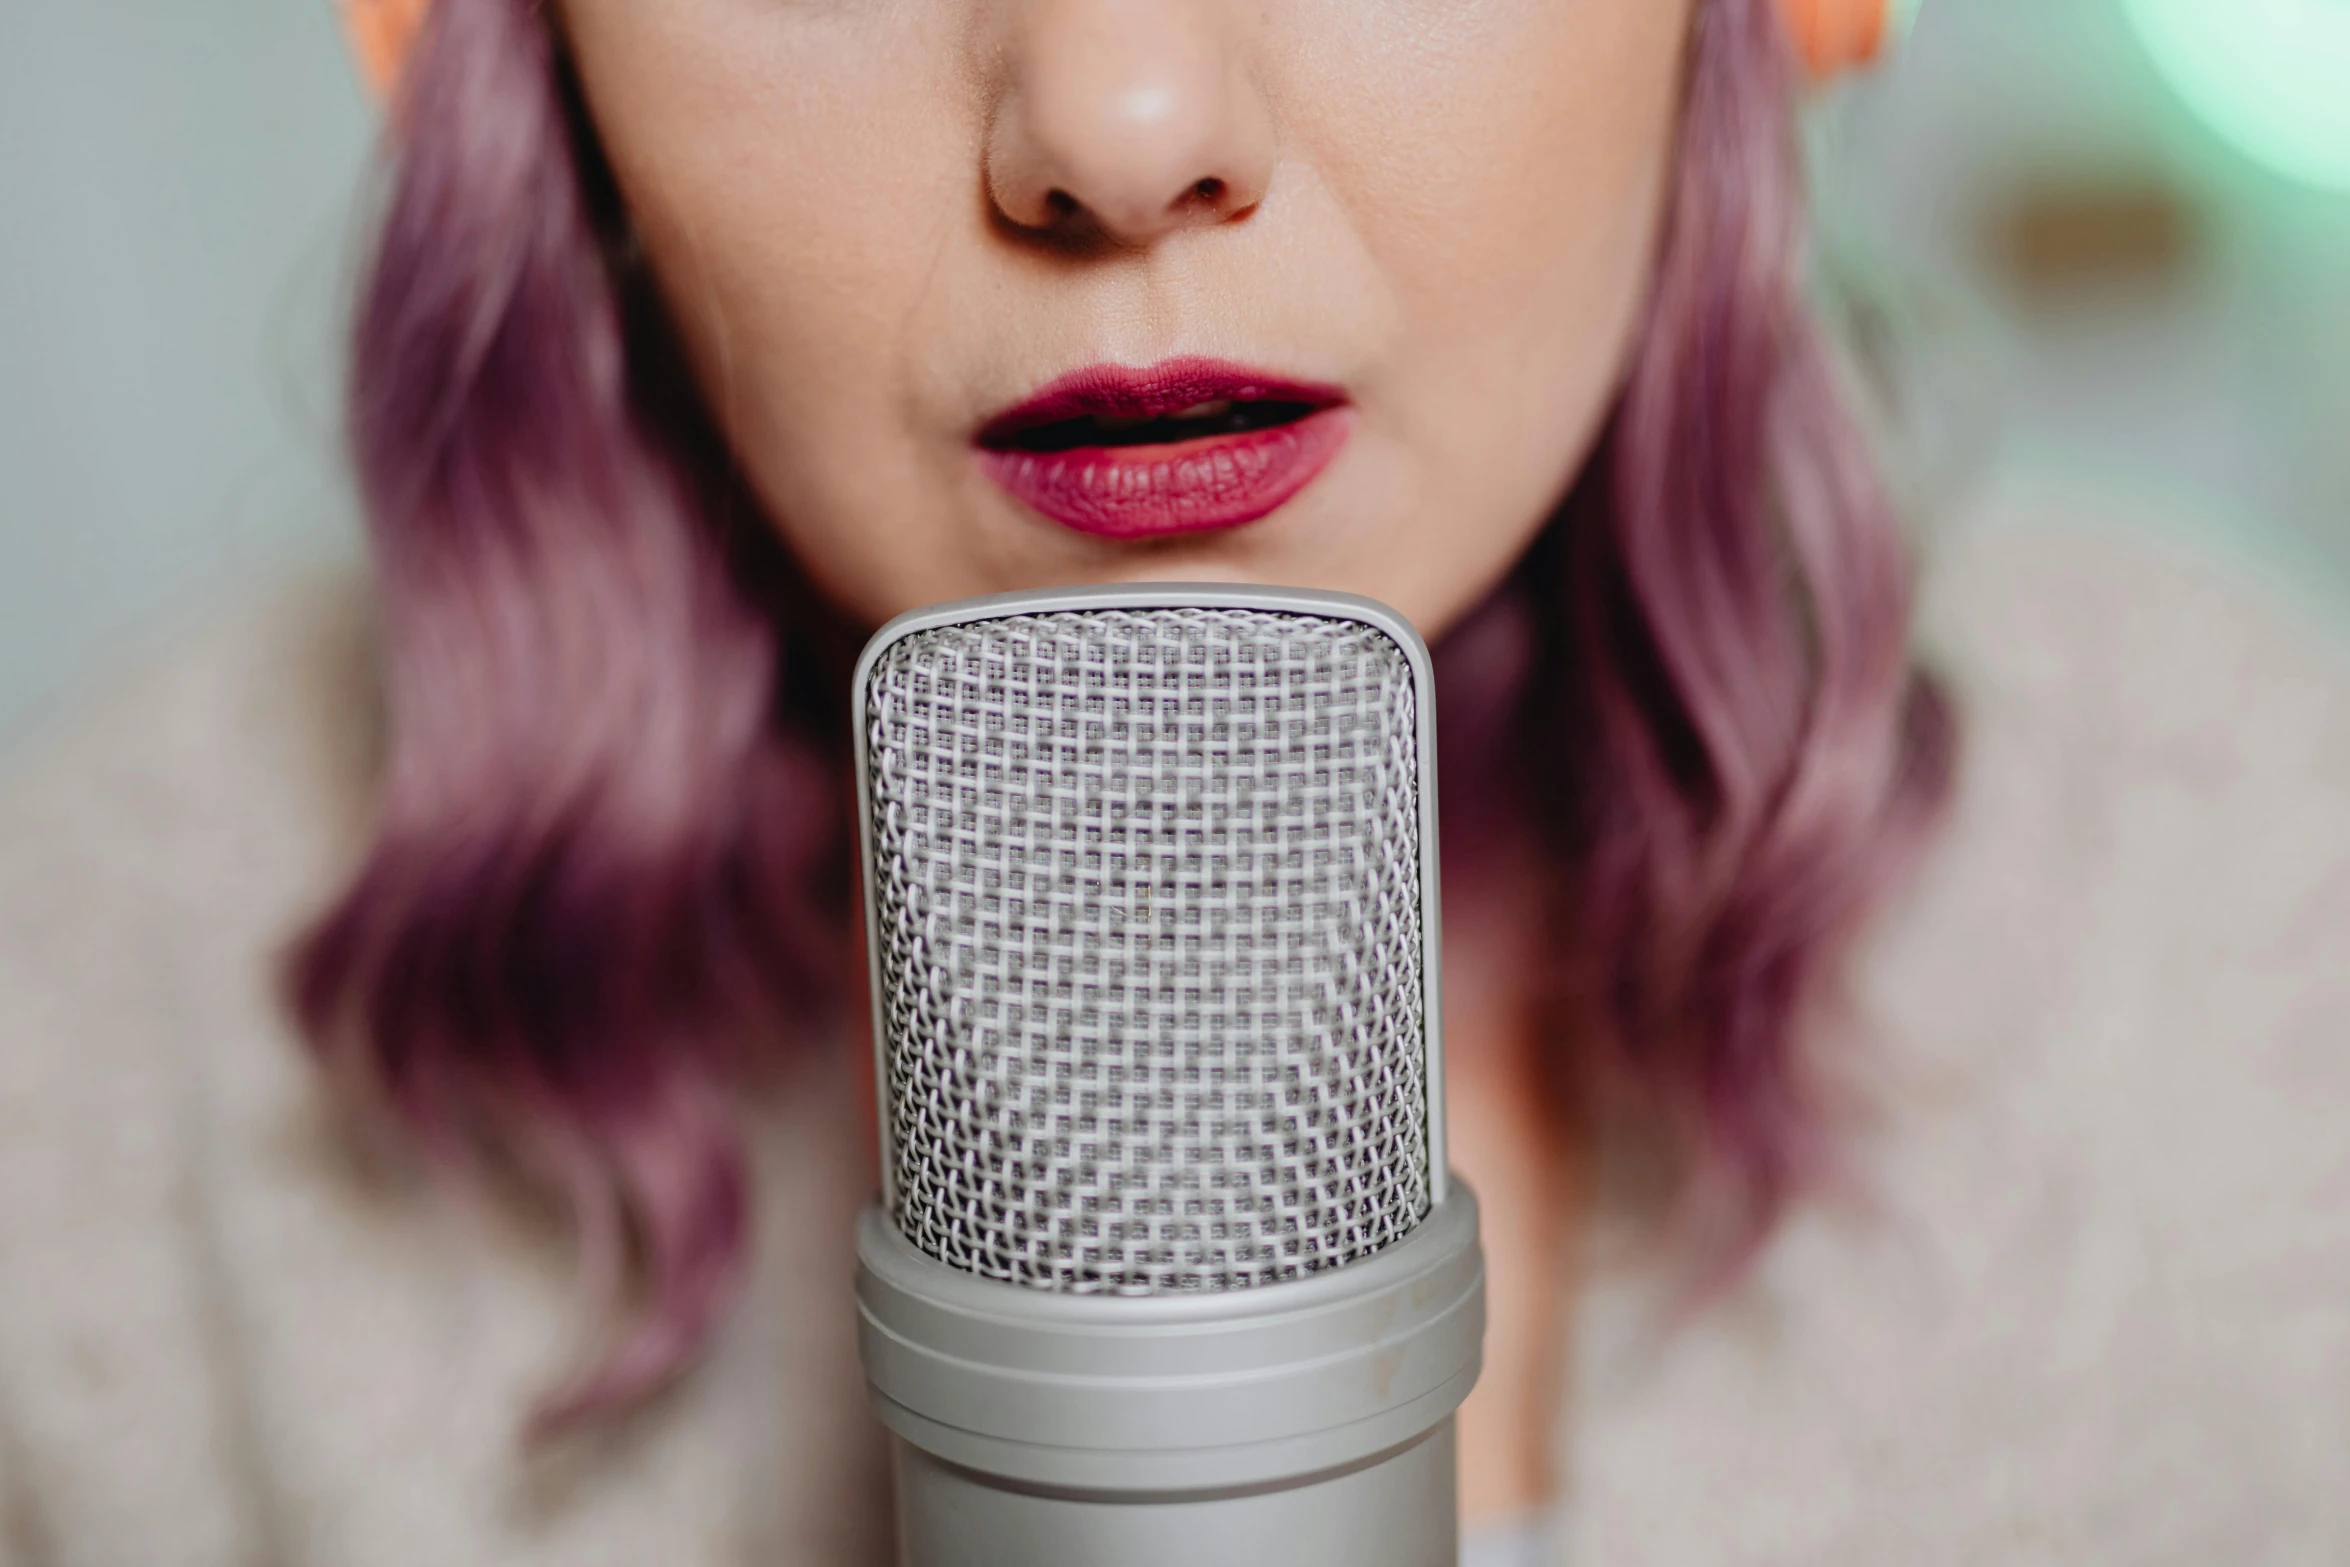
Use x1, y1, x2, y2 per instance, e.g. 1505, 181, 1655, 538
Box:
850, 585, 1483, 1566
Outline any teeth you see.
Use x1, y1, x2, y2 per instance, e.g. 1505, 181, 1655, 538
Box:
1088, 399, 1236, 431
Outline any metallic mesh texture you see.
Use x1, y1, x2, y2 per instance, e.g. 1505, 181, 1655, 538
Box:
863, 607, 1432, 1294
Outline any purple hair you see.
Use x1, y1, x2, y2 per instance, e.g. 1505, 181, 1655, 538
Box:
292, 0, 1952, 1433
1530, 0, 1954, 1259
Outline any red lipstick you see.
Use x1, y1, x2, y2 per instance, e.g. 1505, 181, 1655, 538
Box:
973, 357, 1352, 540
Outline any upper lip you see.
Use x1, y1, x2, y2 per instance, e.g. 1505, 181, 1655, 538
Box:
974, 355, 1350, 448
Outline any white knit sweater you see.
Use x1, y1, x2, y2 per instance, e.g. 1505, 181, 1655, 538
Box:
3, 480, 2346, 1564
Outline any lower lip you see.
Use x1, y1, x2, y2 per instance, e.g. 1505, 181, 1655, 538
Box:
976, 406, 1352, 540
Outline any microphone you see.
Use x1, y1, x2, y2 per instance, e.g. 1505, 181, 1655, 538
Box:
849, 585, 1484, 1567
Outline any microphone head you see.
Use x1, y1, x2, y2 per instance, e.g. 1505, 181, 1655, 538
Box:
852, 586, 1445, 1297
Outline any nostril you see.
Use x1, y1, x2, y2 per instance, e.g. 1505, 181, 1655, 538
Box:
1045, 189, 1081, 222
1192, 178, 1225, 204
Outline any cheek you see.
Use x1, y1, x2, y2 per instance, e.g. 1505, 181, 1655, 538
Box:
1303, 0, 1690, 507
565, 4, 969, 560
1321, 0, 1686, 331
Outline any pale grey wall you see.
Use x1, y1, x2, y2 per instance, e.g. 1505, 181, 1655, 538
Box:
0, 0, 371, 751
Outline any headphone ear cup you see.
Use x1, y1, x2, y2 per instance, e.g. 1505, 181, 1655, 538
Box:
1778, 0, 1903, 80
339, 0, 434, 101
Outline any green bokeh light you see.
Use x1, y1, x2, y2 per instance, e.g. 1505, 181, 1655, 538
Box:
2122, 0, 2350, 192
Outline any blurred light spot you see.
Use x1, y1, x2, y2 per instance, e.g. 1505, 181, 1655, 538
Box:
1980, 173, 2205, 300
2123, 0, 2350, 193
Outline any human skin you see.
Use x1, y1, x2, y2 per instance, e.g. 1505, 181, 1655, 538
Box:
549, 0, 1699, 1522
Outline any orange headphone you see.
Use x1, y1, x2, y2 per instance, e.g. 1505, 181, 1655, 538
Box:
1779, 0, 1912, 78
342, 0, 1904, 101
341, 0, 427, 99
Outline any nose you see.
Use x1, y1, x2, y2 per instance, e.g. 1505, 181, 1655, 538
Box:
985, 0, 1275, 248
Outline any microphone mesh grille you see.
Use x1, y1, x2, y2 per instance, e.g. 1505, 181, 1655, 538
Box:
863, 606, 1431, 1294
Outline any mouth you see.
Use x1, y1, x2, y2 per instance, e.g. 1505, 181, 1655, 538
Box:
973, 356, 1353, 540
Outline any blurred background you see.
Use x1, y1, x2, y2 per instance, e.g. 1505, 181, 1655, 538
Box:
3, 0, 2348, 752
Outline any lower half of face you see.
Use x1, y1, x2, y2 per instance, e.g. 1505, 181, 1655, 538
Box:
560, 0, 1696, 643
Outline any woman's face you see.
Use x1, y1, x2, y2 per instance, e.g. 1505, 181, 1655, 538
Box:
559, 0, 1695, 641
